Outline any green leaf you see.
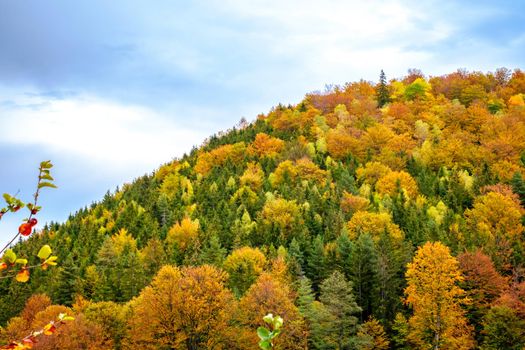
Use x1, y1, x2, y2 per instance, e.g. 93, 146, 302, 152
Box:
257, 327, 270, 340
40, 173, 54, 181
38, 245, 53, 260
258, 339, 271, 350
38, 182, 57, 189
3, 249, 16, 264
15, 258, 28, 265
40, 160, 53, 169
3, 193, 13, 204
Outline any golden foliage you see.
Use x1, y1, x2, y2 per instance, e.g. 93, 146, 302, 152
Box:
260, 197, 302, 241
126, 265, 235, 350
326, 127, 364, 160
166, 217, 200, 251
223, 247, 266, 279
490, 160, 525, 182
465, 191, 525, 243
159, 173, 193, 199
356, 162, 392, 185
357, 317, 390, 350
346, 211, 403, 242
111, 228, 137, 255
340, 192, 370, 215
195, 142, 246, 175
405, 242, 474, 350
239, 162, 265, 190
248, 133, 285, 158
375, 170, 418, 199
236, 273, 307, 350
271, 158, 328, 187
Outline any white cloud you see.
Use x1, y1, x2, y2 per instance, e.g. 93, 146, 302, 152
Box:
0, 92, 207, 176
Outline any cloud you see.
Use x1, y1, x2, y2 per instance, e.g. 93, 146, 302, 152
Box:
0, 91, 207, 176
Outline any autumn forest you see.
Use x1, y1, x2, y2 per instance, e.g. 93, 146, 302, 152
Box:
2, 68, 525, 349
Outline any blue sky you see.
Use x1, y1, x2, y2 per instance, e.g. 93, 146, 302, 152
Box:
1, 0, 524, 246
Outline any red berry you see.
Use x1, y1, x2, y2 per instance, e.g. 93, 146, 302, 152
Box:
31, 209, 38, 215
29, 218, 38, 226
18, 223, 32, 236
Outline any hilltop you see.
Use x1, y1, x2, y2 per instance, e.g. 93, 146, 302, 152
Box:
1, 68, 525, 349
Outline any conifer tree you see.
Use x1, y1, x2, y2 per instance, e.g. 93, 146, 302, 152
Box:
347, 233, 379, 321
306, 235, 327, 293
511, 172, 525, 207
481, 306, 525, 350
318, 270, 361, 349
199, 235, 227, 266
376, 70, 390, 107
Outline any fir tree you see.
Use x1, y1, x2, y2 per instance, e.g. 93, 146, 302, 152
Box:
199, 235, 227, 266
376, 70, 390, 107
347, 233, 379, 321
319, 270, 361, 349
511, 172, 525, 207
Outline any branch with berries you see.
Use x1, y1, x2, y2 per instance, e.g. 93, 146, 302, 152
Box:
0, 161, 58, 283
0, 313, 74, 350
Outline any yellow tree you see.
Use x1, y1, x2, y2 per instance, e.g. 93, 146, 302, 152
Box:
166, 217, 200, 252
240, 162, 265, 191
356, 317, 390, 350
260, 197, 303, 244
223, 247, 267, 297
236, 273, 307, 350
375, 171, 419, 199
346, 211, 403, 242
247, 133, 285, 158
405, 242, 474, 350
464, 191, 524, 271
126, 265, 235, 350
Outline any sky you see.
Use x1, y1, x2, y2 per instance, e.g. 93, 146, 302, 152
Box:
1, 0, 524, 246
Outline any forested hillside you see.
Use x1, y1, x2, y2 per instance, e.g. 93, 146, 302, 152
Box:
2, 68, 525, 349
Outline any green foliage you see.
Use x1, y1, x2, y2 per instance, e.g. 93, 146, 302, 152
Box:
315, 270, 361, 349
481, 306, 525, 350
257, 313, 283, 350
3, 69, 525, 347
376, 70, 391, 108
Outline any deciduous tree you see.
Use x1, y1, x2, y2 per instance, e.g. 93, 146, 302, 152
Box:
405, 242, 474, 350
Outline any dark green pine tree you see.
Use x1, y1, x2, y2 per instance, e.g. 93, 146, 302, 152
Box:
295, 275, 322, 350
481, 306, 525, 350
288, 238, 305, 277
319, 270, 361, 349
117, 244, 145, 301
376, 69, 391, 107
53, 254, 80, 306
295, 275, 316, 318
347, 233, 379, 321
199, 235, 227, 266
511, 172, 525, 207
306, 235, 327, 294
336, 233, 354, 275
375, 232, 410, 323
